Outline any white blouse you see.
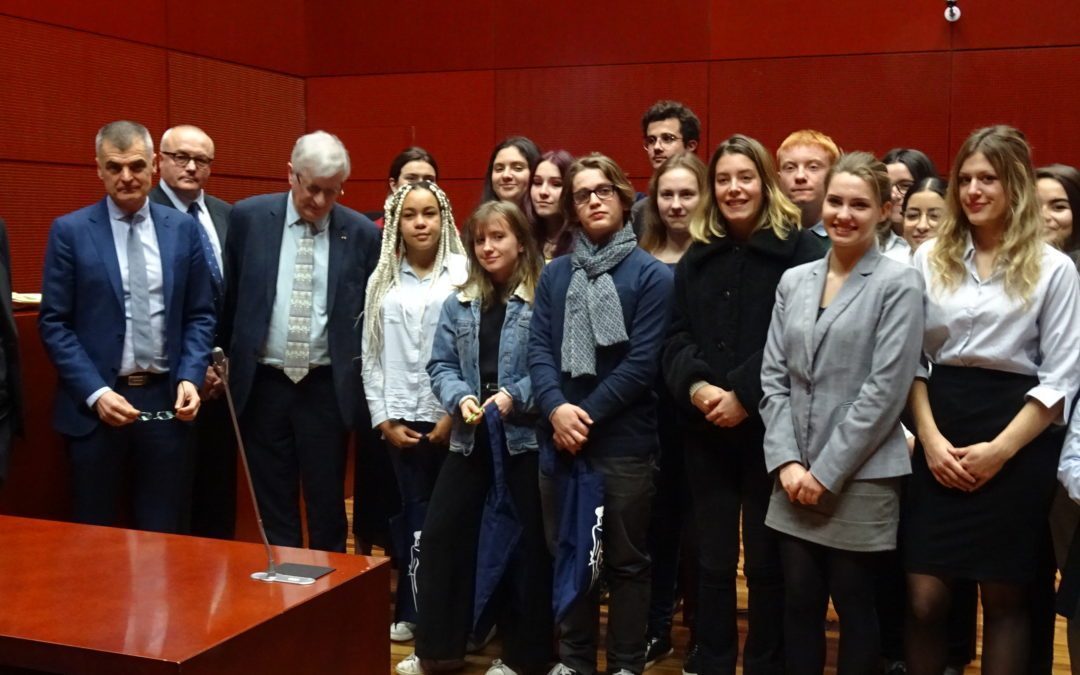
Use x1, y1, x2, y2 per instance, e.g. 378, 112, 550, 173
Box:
880, 231, 911, 263
363, 254, 468, 427
912, 237, 1080, 423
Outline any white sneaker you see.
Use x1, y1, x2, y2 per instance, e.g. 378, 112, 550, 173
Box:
547, 665, 578, 675
485, 659, 519, 675
396, 653, 425, 675
611, 671, 636, 675
390, 621, 417, 642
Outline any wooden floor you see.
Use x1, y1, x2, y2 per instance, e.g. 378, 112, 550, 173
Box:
345, 503, 1074, 675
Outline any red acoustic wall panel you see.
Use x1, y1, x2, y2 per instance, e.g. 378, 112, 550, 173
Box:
949, 47, 1080, 169
707, 53, 952, 170
168, 53, 306, 180
166, 0, 306, 75
0, 16, 167, 166
709, 0, 949, 60
307, 71, 496, 181
492, 0, 710, 70
342, 179, 485, 226
0, 1, 166, 46
495, 63, 709, 182
0, 163, 112, 294
207, 176, 290, 207
950, 0, 1080, 50
304, 0, 495, 77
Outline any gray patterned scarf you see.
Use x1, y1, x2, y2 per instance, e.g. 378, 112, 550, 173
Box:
561, 224, 637, 377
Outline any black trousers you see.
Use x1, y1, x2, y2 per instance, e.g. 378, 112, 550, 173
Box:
68, 377, 193, 534
415, 436, 553, 670
188, 395, 237, 539
685, 425, 784, 675
240, 365, 348, 552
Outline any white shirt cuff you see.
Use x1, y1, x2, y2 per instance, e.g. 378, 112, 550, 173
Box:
86, 386, 111, 410
1026, 384, 1068, 425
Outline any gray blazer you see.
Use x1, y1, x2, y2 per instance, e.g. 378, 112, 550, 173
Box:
760, 247, 924, 493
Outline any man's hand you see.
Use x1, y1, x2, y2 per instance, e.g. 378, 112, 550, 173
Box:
551, 403, 593, 454
95, 391, 140, 427
174, 380, 201, 421
200, 365, 225, 400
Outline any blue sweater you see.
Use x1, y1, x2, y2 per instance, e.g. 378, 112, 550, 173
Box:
528, 247, 674, 457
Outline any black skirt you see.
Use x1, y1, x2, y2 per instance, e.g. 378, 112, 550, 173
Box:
903, 365, 1065, 583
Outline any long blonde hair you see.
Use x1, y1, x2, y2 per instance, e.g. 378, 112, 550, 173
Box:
640, 152, 709, 253
362, 181, 465, 364
697, 134, 801, 243
929, 125, 1043, 303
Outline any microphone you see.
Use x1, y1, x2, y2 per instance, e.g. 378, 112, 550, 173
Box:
212, 347, 325, 585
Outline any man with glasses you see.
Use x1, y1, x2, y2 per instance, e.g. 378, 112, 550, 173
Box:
38, 120, 215, 533
631, 100, 701, 236
219, 131, 380, 552
149, 125, 237, 539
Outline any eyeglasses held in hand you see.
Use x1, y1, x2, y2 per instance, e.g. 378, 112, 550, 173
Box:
137, 410, 176, 422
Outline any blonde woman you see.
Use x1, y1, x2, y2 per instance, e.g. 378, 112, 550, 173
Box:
661, 134, 826, 674
361, 180, 467, 644
904, 126, 1080, 674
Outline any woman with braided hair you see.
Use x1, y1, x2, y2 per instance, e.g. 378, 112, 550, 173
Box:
361, 180, 467, 647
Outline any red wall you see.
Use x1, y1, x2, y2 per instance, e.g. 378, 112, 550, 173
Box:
1, 0, 1078, 521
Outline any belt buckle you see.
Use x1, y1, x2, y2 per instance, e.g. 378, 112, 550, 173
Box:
127, 373, 149, 387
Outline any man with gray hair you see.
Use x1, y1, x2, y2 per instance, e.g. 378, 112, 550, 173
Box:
220, 130, 380, 552
149, 124, 236, 539
38, 119, 215, 532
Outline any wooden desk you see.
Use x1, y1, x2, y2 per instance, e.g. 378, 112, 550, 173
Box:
0, 516, 389, 674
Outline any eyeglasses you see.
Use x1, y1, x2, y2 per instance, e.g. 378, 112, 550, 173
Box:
294, 172, 344, 200
643, 133, 683, 149
572, 184, 617, 206
136, 410, 176, 422
892, 180, 914, 196
160, 151, 213, 169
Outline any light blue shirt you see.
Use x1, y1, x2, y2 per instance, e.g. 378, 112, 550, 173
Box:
86, 197, 168, 408
158, 181, 223, 271
260, 196, 331, 368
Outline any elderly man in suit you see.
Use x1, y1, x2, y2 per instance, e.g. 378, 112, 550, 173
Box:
220, 131, 380, 553
38, 120, 215, 533
149, 124, 236, 539
0, 217, 22, 488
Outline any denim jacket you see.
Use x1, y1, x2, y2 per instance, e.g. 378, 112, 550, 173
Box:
427, 283, 538, 456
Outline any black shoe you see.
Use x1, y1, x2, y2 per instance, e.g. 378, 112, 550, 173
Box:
644, 636, 673, 670
681, 644, 701, 675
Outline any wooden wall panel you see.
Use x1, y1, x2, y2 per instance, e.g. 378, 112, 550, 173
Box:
495, 63, 710, 182
0, 16, 167, 167
307, 71, 496, 182
707, 53, 952, 170
168, 53, 305, 180
949, 47, 1080, 169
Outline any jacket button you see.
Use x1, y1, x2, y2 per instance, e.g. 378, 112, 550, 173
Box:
723, 290, 731, 298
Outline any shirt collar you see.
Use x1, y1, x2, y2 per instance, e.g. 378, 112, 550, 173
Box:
159, 180, 204, 212
810, 220, 827, 237
285, 194, 330, 233
106, 196, 151, 224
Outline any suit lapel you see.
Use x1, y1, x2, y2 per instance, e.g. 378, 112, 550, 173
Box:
207, 199, 228, 244
327, 207, 345, 313
89, 199, 124, 310
802, 259, 826, 370
263, 196, 287, 309
810, 248, 880, 359
151, 202, 177, 315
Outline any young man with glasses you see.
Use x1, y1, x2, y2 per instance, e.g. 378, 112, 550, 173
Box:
219, 131, 380, 553
631, 101, 702, 237
149, 125, 237, 539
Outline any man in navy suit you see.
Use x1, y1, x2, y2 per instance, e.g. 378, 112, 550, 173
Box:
38, 120, 216, 533
148, 124, 237, 539
220, 131, 380, 552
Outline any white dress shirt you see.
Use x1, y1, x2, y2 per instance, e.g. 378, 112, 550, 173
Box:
86, 197, 168, 408
363, 254, 468, 428
880, 231, 911, 263
913, 236, 1080, 424
158, 181, 223, 271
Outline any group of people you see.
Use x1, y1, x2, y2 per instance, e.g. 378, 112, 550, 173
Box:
20, 98, 1080, 675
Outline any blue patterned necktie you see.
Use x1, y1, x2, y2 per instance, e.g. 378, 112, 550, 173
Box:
187, 201, 223, 291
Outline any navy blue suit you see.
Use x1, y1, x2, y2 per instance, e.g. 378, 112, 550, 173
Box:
221, 192, 380, 551
39, 197, 216, 532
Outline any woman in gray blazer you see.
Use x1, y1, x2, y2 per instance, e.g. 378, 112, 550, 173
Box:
760, 152, 924, 674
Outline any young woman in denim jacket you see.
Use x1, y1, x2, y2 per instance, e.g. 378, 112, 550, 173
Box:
401, 201, 551, 675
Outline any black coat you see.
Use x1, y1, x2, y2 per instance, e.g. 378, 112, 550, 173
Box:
662, 226, 826, 429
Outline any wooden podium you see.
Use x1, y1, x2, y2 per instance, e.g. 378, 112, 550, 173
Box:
0, 516, 390, 674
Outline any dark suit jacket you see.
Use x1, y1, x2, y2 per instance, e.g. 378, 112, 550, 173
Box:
0, 218, 23, 482
149, 184, 232, 313
38, 198, 217, 437
220, 193, 380, 428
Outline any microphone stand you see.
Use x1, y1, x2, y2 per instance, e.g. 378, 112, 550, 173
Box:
212, 348, 323, 585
